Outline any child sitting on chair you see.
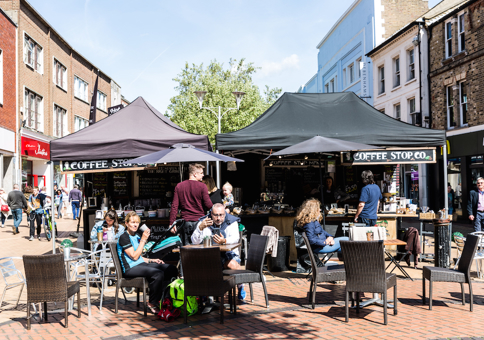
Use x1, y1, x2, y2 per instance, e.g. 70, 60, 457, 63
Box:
222, 182, 234, 213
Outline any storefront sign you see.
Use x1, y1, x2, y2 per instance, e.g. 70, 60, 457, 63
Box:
267, 159, 323, 167
352, 149, 435, 165
21, 136, 50, 160
107, 104, 124, 116
61, 158, 143, 172
360, 61, 369, 98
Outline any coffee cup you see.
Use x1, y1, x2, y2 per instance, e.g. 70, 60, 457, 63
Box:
97, 231, 103, 242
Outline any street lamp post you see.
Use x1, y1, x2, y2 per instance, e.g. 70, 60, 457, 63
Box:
194, 90, 245, 188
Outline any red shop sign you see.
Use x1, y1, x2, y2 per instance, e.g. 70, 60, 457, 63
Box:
21, 136, 50, 160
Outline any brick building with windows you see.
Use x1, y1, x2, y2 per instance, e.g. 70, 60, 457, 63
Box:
0, 0, 122, 192
0, 6, 17, 191
427, 0, 484, 218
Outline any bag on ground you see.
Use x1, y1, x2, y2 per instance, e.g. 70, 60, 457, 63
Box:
168, 278, 198, 316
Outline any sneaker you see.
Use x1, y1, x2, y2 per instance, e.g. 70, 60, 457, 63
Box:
1, 224, 4, 228
29, 236, 34, 241
38, 236, 41, 241
238, 285, 246, 301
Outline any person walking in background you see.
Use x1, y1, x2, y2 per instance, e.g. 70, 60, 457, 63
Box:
467, 177, 484, 232
28, 186, 47, 241
61, 187, 69, 218
0, 188, 10, 228
448, 185, 454, 215
169, 163, 213, 245
69, 185, 82, 220
455, 182, 462, 209
354, 170, 382, 227
55, 189, 63, 218
7, 184, 27, 235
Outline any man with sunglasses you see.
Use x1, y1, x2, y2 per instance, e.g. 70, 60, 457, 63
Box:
191, 203, 246, 300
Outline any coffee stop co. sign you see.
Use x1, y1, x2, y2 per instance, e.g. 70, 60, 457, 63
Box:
352, 149, 436, 165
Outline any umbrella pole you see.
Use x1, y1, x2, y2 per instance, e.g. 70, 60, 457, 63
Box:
319, 154, 326, 230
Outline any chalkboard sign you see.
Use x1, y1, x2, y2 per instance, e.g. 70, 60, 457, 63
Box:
265, 168, 284, 183
113, 172, 128, 197
92, 173, 107, 197
302, 167, 319, 187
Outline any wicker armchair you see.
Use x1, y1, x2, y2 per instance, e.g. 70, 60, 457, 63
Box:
340, 240, 397, 325
181, 247, 235, 324
109, 243, 147, 316
301, 232, 345, 309
422, 234, 479, 311
23, 254, 80, 330
223, 234, 270, 308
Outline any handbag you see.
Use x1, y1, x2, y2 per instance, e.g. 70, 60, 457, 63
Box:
1, 205, 8, 212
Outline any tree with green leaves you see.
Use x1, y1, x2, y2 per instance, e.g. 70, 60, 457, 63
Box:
166, 59, 282, 146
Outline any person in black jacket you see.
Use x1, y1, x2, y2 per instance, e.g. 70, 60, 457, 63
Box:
202, 175, 223, 204
7, 184, 28, 235
468, 177, 484, 232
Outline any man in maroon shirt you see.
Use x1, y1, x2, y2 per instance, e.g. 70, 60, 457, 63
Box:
170, 163, 213, 244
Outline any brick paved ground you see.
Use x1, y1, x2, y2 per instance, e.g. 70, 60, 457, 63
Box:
1, 215, 484, 339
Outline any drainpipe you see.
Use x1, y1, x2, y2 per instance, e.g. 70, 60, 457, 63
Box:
425, 18, 433, 129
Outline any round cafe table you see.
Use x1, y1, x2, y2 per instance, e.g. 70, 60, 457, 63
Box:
63, 252, 91, 316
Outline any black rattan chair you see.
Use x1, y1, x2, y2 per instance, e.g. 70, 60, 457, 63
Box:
181, 247, 235, 324
301, 232, 345, 309
23, 254, 80, 330
340, 240, 397, 325
422, 234, 479, 311
223, 234, 270, 308
109, 243, 147, 316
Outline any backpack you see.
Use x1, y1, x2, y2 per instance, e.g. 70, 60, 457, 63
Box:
168, 279, 198, 316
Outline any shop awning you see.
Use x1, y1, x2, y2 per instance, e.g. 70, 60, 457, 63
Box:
216, 92, 446, 150
50, 96, 212, 161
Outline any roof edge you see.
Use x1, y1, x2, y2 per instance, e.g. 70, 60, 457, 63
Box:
316, 0, 362, 49
366, 22, 418, 57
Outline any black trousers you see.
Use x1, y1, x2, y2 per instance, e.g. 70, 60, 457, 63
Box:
179, 221, 199, 246
124, 262, 178, 304
29, 212, 42, 237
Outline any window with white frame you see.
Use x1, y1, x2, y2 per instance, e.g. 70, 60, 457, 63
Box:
394, 57, 400, 87
0, 49, 3, 105
356, 58, 362, 79
53, 59, 67, 90
349, 63, 354, 84
24, 89, 43, 131
458, 14, 465, 52
446, 22, 453, 58
74, 76, 88, 102
447, 86, 455, 128
325, 83, 329, 93
379, 108, 385, 114
343, 68, 346, 88
74, 116, 88, 132
408, 49, 415, 80
378, 66, 385, 94
394, 104, 401, 120
409, 98, 417, 125
329, 78, 335, 92
23, 34, 43, 73
53, 104, 67, 137
97, 91, 107, 111
460, 82, 468, 126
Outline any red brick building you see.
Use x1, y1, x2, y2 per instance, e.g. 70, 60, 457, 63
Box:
0, 6, 17, 191
0, 0, 122, 192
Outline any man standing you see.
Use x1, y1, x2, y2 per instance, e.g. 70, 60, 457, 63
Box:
7, 184, 28, 235
169, 163, 213, 245
455, 182, 462, 209
28, 186, 47, 241
69, 185, 82, 220
468, 177, 484, 232
191, 203, 246, 300
354, 170, 382, 227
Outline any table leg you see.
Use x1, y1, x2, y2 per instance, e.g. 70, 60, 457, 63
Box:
359, 293, 394, 308
85, 260, 91, 317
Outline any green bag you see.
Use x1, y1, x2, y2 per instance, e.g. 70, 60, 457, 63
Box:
452, 231, 464, 242
168, 279, 198, 316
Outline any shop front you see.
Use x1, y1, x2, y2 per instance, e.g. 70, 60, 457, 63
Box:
0, 125, 16, 191
21, 134, 52, 192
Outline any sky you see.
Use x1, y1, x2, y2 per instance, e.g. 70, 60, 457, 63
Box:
28, 0, 441, 114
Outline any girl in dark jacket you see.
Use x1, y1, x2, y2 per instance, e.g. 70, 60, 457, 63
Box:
296, 198, 348, 254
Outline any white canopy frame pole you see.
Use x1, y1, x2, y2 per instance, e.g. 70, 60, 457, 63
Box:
443, 143, 448, 218
50, 161, 56, 254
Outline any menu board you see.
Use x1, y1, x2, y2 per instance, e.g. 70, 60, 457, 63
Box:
113, 172, 128, 197
265, 168, 284, 183
302, 167, 319, 187
92, 173, 107, 197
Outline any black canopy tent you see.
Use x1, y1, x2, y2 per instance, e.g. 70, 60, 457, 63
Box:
51, 96, 211, 161
216, 92, 445, 150
216, 92, 448, 213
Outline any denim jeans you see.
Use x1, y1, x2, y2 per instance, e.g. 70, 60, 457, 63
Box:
72, 201, 80, 219
474, 211, 484, 232
358, 217, 377, 227
312, 236, 349, 253
1, 213, 5, 226
12, 209, 22, 232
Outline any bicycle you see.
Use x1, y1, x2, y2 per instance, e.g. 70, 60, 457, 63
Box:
42, 205, 58, 241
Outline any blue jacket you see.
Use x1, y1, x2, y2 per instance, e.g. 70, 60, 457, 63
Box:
303, 220, 332, 248
198, 212, 240, 239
